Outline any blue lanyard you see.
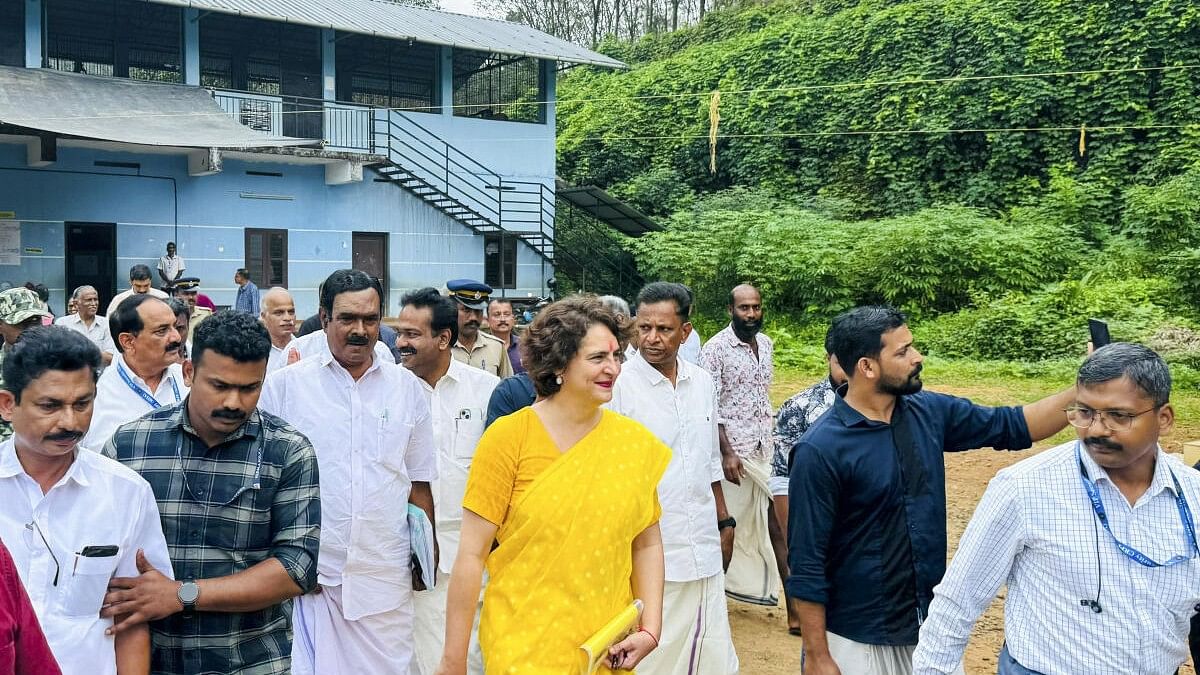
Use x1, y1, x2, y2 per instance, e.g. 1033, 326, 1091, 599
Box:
1076, 443, 1199, 567
117, 363, 180, 409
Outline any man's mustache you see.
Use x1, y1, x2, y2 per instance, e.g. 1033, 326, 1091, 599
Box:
909, 363, 923, 380
45, 430, 83, 443
211, 408, 246, 421
166, 341, 182, 354
1085, 436, 1123, 452
464, 320, 480, 328
346, 334, 370, 346
398, 347, 417, 358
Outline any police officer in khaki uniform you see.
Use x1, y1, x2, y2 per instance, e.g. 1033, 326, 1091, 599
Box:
0, 287, 51, 440
445, 279, 513, 378
172, 276, 212, 343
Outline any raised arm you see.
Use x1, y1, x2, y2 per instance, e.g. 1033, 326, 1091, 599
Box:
1022, 386, 1075, 442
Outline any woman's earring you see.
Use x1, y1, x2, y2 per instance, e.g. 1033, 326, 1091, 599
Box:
555, 374, 563, 385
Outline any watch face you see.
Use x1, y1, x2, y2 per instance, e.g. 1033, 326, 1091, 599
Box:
179, 582, 199, 604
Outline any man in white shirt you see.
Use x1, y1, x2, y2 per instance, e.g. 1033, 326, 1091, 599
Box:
396, 287, 498, 675
260, 287, 297, 374
0, 325, 171, 675
607, 282, 739, 674
106, 265, 169, 318
157, 242, 186, 287
82, 295, 187, 450
55, 286, 115, 366
259, 269, 437, 675
913, 343, 1200, 675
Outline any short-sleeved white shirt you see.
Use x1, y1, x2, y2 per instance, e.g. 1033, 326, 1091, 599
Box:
607, 353, 724, 582
0, 439, 172, 675
259, 351, 436, 620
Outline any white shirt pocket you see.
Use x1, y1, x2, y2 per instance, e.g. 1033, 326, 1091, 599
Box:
62, 553, 119, 617
451, 411, 485, 462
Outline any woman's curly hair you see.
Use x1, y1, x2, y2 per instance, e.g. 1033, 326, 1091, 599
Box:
521, 294, 629, 397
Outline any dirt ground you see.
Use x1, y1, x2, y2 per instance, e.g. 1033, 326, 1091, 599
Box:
726, 375, 1200, 674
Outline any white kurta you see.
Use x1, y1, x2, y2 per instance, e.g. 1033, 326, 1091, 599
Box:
265, 335, 296, 374
0, 440, 173, 675
411, 358, 498, 675
82, 354, 187, 451
259, 350, 436, 673
607, 354, 739, 674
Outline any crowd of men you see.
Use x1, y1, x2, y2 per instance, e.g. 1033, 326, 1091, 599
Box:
0, 257, 1198, 675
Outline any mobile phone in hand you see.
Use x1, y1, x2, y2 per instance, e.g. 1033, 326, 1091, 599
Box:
1088, 319, 1111, 349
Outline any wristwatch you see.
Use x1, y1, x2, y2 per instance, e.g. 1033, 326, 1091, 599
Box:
717, 517, 737, 530
177, 580, 200, 617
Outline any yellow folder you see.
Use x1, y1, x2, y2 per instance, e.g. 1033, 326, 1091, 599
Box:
579, 599, 644, 675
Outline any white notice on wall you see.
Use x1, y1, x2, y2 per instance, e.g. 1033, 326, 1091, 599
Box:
0, 221, 20, 265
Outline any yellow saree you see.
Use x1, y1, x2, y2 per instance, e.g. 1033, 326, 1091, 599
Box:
462, 407, 671, 674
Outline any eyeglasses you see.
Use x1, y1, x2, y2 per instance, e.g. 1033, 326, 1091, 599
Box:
24, 520, 60, 586
1064, 406, 1159, 431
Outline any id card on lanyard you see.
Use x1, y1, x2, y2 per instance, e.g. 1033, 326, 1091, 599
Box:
117, 363, 181, 409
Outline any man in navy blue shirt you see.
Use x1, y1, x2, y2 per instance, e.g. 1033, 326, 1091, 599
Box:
788, 306, 1076, 675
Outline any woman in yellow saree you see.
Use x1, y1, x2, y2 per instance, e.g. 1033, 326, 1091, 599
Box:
436, 295, 671, 674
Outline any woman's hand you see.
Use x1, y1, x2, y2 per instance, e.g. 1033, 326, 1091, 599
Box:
607, 629, 658, 671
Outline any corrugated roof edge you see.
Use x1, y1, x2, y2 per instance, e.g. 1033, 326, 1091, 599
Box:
148, 0, 627, 69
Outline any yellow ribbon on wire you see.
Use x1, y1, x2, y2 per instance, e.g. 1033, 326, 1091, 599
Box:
1079, 123, 1087, 157
709, 90, 721, 174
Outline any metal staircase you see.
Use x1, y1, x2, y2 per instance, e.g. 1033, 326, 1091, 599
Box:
368, 111, 555, 265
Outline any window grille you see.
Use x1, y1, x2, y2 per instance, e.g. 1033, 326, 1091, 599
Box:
484, 234, 519, 289
452, 51, 543, 123
44, 0, 180, 82
336, 34, 438, 112
0, 0, 24, 67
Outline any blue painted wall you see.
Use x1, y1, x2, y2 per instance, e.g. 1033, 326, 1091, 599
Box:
0, 141, 552, 317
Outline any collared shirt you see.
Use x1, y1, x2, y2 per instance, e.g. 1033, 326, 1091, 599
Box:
265, 336, 296, 375
678, 329, 702, 365
416, 358, 499, 573
0, 540, 61, 675
81, 354, 187, 451
187, 306, 212, 343
698, 325, 774, 460
285, 330, 393, 366
259, 350, 436, 620
104, 288, 168, 319
0, 440, 172, 675
505, 334, 525, 374
452, 331, 513, 378
235, 281, 261, 316
157, 254, 186, 281
771, 378, 837, 480
54, 313, 116, 357
786, 390, 1031, 646
104, 403, 321, 675
485, 373, 536, 428
0, 345, 10, 442
914, 442, 1200, 675
607, 354, 723, 582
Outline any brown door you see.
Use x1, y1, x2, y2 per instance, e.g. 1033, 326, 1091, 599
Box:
352, 232, 388, 310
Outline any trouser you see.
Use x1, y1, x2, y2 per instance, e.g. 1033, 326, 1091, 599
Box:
997, 644, 1044, 674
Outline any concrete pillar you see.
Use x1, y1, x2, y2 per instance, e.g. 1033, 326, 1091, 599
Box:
542, 59, 556, 126
183, 8, 200, 85
24, 0, 42, 68
439, 46, 453, 116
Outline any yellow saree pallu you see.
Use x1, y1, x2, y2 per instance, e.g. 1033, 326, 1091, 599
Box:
466, 409, 670, 674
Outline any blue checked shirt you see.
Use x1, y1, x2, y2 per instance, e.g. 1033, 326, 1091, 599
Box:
914, 441, 1200, 674
104, 401, 320, 675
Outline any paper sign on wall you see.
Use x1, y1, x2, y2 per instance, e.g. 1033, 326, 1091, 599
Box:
0, 221, 21, 266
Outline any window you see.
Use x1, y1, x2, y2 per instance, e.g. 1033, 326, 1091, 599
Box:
245, 228, 288, 288
484, 234, 518, 289
44, 0, 181, 82
199, 14, 321, 98
453, 50, 543, 123
336, 34, 438, 113
0, 0, 23, 67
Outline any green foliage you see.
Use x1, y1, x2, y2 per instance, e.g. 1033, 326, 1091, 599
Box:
1121, 165, 1200, 250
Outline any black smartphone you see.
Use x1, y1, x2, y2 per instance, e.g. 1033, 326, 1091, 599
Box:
1088, 319, 1111, 349
79, 545, 119, 558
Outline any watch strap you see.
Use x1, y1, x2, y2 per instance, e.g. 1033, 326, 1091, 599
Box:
717, 517, 737, 530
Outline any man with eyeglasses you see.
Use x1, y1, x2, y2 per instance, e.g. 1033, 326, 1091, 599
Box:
788, 306, 1076, 675
101, 311, 321, 675
0, 326, 170, 674
913, 342, 1200, 674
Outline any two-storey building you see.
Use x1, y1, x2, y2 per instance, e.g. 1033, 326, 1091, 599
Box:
0, 0, 624, 313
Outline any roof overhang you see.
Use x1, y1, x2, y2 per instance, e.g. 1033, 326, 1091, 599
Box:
144, 0, 625, 69
0, 66, 317, 149
556, 180, 660, 236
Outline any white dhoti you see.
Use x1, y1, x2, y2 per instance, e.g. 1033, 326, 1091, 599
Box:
822, 631, 965, 675
722, 456, 778, 605
637, 574, 739, 674
412, 571, 484, 675
292, 585, 416, 675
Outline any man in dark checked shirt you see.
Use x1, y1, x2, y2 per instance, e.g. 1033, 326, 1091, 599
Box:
100, 311, 320, 675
